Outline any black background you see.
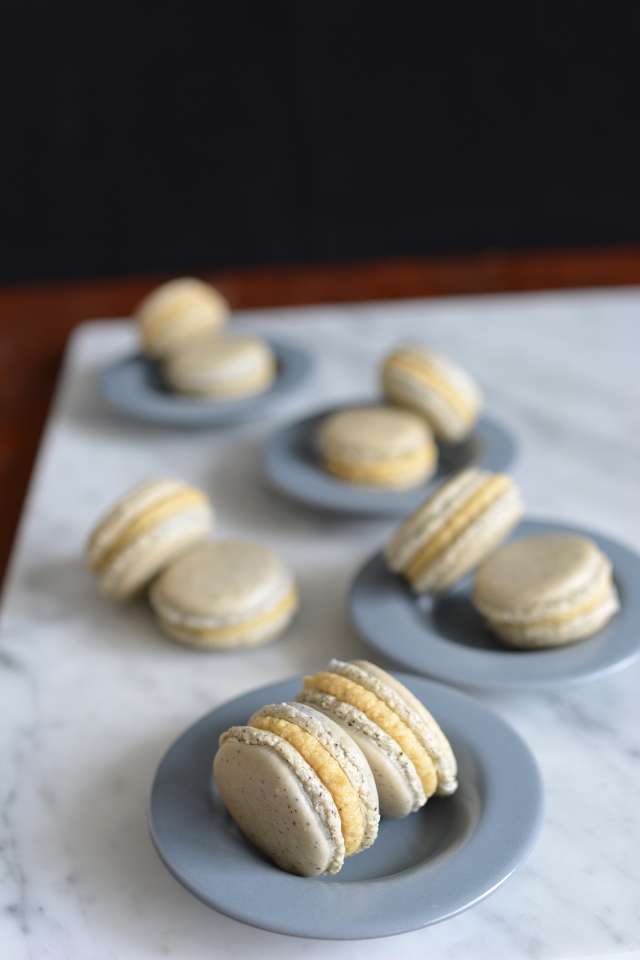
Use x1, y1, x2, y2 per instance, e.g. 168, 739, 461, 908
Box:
2, 1, 639, 284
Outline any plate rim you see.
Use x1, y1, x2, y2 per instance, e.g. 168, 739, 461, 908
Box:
99, 336, 313, 426
349, 518, 640, 691
148, 673, 545, 940
262, 403, 517, 517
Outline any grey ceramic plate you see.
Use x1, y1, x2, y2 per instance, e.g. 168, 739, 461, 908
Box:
263, 405, 516, 516
100, 338, 313, 426
350, 519, 640, 691
148, 674, 544, 940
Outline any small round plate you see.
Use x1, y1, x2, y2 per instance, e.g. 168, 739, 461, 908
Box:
350, 519, 640, 690
262, 405, 516, 516
99, 338, 313, 427
148, 674, 544, 940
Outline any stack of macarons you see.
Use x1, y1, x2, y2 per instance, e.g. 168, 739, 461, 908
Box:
316, 406, 437, 489
86, 478, 297, 649
134, 278, 277, 400
383, 468, 619, 647
214, 659, 456, 875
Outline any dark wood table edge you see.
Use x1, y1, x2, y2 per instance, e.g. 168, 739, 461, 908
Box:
1, 244, 640, 591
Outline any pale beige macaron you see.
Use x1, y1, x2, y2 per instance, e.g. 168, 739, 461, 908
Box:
382, 344, 483, 442
164, 334, 276, 399
148, 540, 298, 649
214, 701, 379, 876
297, 659, 457, 819
472, 533, 620, 648
135, 277, 229, 359
384, 467, 524, 593
86, 477, 214, 600
316, 405, 438, 489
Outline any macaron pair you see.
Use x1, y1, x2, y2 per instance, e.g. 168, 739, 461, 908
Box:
164, 334, 276, 399
385, 467, 523, 593
215, 701, 379, 876
149, 540, 298, 649
135, 277, 229, 359
382, 344, 483, 442
473, 533, 620, 648
298, 659, 457, 818
316, 406, 437, 489
86, 477, 214, 600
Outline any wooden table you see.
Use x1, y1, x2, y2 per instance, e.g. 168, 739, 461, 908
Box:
1, 244, 639, 587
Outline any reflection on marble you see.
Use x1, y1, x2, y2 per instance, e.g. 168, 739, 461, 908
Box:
1, 290, 640, 960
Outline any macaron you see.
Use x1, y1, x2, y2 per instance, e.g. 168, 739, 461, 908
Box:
297, 659, 457, 818
86, 477, 214, 600
164, 334, 276, 399
472, 533, 620, 648
384, 467, 524, 593
148, 540, 298, 649
135, 277, 229, 359
382, 344, 483, 442
214, 701, 379, 876
316, 405, 437, 489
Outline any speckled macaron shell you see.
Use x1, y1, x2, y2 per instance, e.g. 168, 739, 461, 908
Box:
148, 540, 298, 649
135, 277, 230, 359
316, 405, 437, 489
384, 467, 524, 593
248, 702, 379, 854
298, 658, 457, 818
86, 477, 214, 600
214, 726, 344, 876
381, 344, 483, 442
164, 334, 276, 398
472, 533, 620, 648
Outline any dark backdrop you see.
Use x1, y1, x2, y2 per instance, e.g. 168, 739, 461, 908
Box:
2, 1, 639, 284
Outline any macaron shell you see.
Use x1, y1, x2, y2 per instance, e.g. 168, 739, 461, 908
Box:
214, 737, 338, 876
296, 688, 425, 818
136, 278, 229, 358
317, 406, 434, 462
165, 335, 275, 398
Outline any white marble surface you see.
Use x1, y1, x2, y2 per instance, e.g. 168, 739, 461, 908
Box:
1, 290, 640, 960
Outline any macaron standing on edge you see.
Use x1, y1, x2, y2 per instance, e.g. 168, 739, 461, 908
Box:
472, 533, 620, 648
86, 477, 215, 600
381, 344, 483, 442
384, 467, 524, 593
297, 659, 457, 818
149, 540, 298, 649
316, 405, 438, 489
135, 277, 230, 359
214, 701, 379, 876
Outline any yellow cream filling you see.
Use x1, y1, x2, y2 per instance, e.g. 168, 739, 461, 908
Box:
166, 585, 298, 642
97, 488, 209, 575
323, 444, 435, 485
303, 672, 437, 797
405, 474, 512, 582
505, 577, 614, 628
250, 714, 363, 855
386, 353, 474, 422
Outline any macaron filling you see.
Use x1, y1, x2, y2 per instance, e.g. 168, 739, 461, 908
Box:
302, 672, 438, 797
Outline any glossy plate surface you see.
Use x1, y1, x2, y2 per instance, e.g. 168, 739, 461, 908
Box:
100, 338, 313, 426
350, 519, 640, 690
263, 406, 516, 516
148, 674, 544, 939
